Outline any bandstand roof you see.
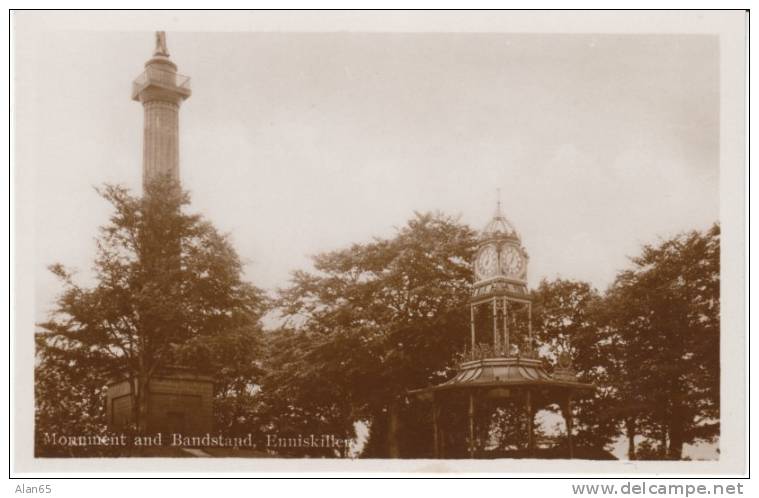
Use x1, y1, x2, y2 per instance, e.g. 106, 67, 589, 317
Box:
410, 357, 593, 398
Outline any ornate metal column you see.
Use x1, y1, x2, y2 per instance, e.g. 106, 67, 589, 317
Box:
525, 389, 535, 456
468, 393, 475, 458
528, 302, 533, 352
562, 394, 575, 459
432, 397, 440, 458
470, 305, 475, 351
503, 298, 509, 354
492, 297, 498, 350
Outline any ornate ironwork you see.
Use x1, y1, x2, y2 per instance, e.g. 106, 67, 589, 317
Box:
460, 341, 543, 364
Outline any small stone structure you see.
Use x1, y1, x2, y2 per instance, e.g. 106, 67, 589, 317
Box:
106, 367, 214, 436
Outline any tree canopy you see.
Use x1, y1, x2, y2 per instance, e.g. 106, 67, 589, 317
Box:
35, 178, 267, 455
602, 224, 720, 459
35, 186, 721, 460
263, 212, 477, 456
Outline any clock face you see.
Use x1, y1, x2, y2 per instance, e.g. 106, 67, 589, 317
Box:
475, 245, 498, 280
500, 245, 525, 278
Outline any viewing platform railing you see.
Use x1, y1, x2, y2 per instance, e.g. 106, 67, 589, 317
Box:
132, 67, 191, 99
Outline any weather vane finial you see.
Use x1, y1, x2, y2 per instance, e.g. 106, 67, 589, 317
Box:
154, 31, 169, 57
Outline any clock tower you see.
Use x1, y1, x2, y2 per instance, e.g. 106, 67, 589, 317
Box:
469, 199, 532, 357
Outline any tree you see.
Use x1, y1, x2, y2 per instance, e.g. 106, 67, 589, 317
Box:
34, 332, 112, 456
258, 326, 360, 457
604, 224, 720, 459
265, 212, 477, 457
532, 279, 618, 452
35, 178, 267, 454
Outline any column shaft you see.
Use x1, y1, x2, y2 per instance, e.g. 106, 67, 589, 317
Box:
526, 389, 535, 457
432, 400, 440, 459
143, 101, 180, 188
468, 393, 475, 458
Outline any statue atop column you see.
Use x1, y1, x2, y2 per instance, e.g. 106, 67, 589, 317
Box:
154, 31, 169, 57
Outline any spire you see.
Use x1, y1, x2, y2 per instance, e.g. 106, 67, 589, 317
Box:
154, 31, 169, 57
495, 188, 502, 216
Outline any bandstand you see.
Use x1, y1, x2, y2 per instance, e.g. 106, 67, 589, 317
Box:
411, 201, 593, 458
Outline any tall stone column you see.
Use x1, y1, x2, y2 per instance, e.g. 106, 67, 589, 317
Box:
131, 31, 191, 191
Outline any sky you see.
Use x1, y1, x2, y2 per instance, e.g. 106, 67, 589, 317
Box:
17, 30, 719, 329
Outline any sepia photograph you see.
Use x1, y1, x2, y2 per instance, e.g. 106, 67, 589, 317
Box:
10, 10, 747, 476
